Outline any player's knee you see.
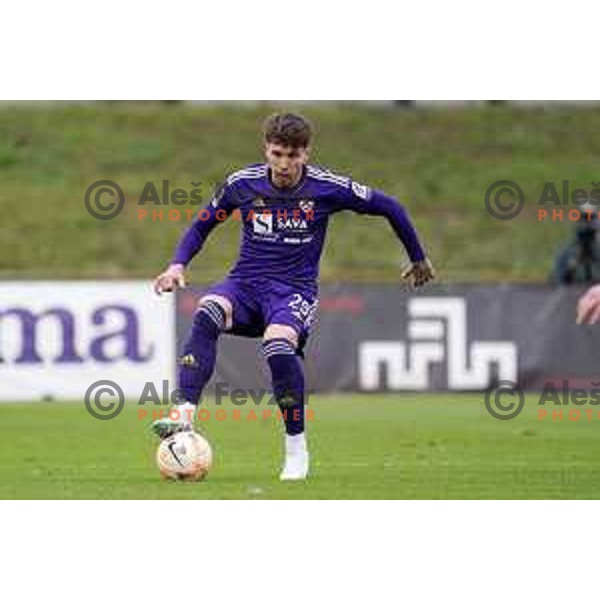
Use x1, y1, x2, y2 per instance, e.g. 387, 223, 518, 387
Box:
198, 295, 233, 330
263, 324, 298, 347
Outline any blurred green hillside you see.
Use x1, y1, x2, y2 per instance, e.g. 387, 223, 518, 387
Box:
1, 101, 598, 283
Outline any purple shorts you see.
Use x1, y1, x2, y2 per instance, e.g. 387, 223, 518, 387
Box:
205, 276, 318, 345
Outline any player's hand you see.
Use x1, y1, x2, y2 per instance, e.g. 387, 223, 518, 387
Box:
153, 264, 186, 295
402, 258, 435, 288
576, 284, 600, 324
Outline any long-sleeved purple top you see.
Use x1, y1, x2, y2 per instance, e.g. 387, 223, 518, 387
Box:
172, 164, 426, 285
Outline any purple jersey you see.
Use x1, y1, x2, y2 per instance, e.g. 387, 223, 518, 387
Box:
172, 164, 425, 286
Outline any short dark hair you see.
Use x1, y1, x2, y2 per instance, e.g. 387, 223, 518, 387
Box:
264, 113, 312, 148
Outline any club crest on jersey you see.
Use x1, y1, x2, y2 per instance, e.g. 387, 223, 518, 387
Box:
299, 199, 315, 213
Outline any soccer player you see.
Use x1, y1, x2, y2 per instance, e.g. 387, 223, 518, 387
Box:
152, 113, 434, 480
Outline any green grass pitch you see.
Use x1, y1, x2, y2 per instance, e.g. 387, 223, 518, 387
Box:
1, 394, 599, 499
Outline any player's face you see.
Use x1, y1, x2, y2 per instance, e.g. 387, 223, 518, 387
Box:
265, 143, 309, 188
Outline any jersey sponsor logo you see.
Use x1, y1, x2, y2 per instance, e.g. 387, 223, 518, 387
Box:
282, 236, 314, 244
351, 181, 371, 201
250, 213, 310, 236
358, 297, 518, 391
252, 213, 274, 234
277, 217, 309, 231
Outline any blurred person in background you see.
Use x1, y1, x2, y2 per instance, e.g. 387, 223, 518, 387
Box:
552, 202, 600, 285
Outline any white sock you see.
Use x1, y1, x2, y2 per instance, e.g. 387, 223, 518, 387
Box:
285, 432, 307, 455
175, 401, 196, 423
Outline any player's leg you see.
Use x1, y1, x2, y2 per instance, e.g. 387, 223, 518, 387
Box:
262, 323, 309, 481
177, 293, 232, 418
151, 293, 232, 438
260, 284, 318, 480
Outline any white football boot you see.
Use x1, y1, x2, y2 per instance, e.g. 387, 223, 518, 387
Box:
280, 433, 309, 481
